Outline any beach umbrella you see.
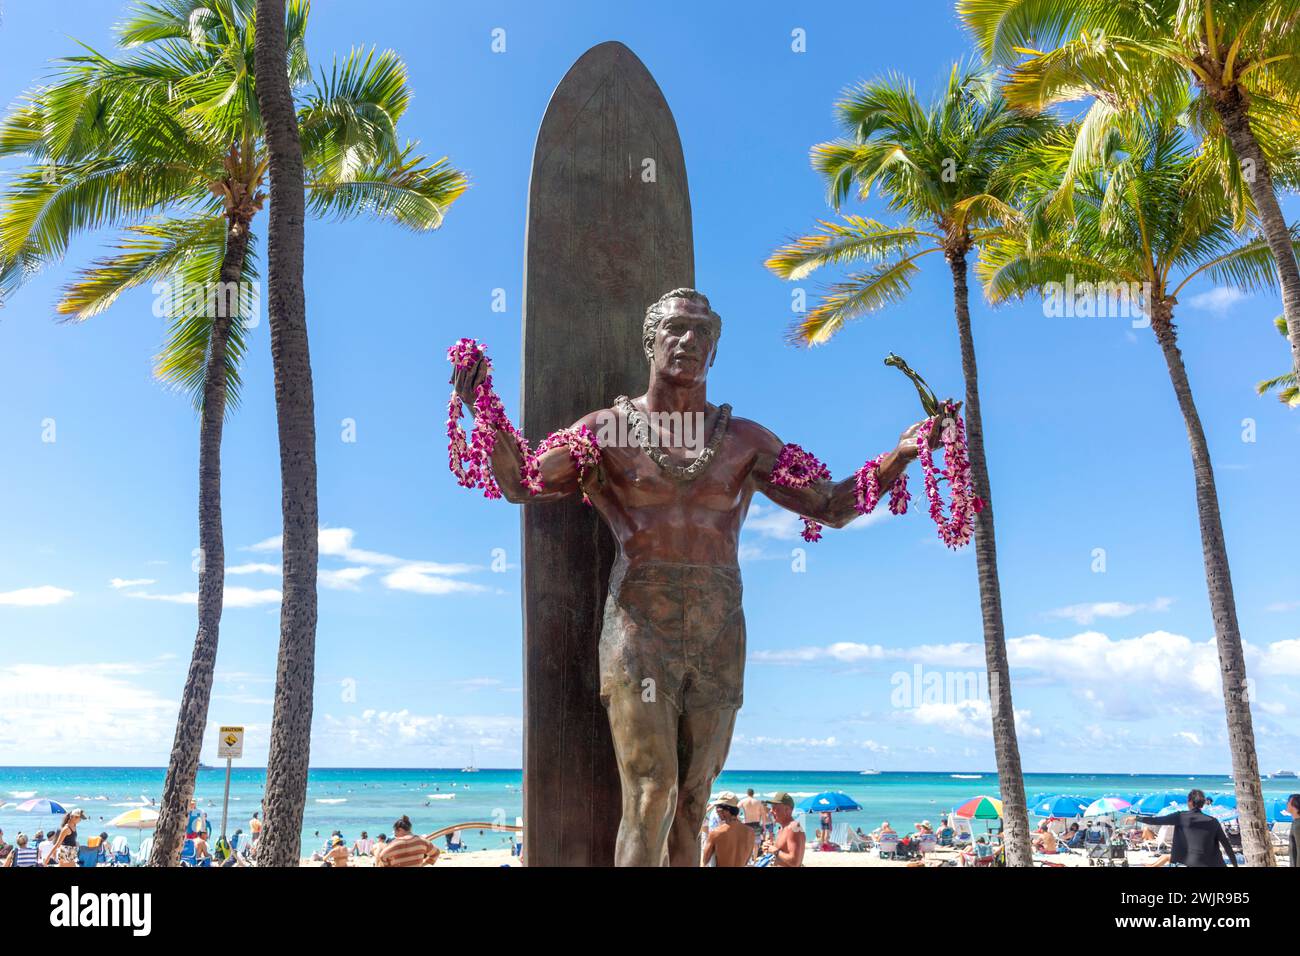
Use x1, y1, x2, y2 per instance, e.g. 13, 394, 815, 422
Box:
1208, 794, 1237, 809
108, 807, 159, 830
1133, 791, 1187, 814
1204, 804, 1238, 823
795, 791, 862, 814
1103, 791, 1140, 805
1031, 795, 1087, 818
1083, 797, 1131, 817
16, 798, 67, 815
953, 796, 1003, 820
1265, 798, 1295, 824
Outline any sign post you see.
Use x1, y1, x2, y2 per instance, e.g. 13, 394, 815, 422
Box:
216, 726, 244, 840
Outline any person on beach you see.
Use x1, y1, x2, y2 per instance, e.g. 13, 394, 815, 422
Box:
760, 792, 805, 868
1032, 822, 1057, 854
249, 811, 261, 844
375, 816, 439, 867
1286, 794, 1299, 867
192, 829, 211, 865
374, 833, 388, 857
186, 798, 207, 840
1135, 789, 1236, 867
46, 809, 86, 867
701, 792, 754, 867
3, 833, 39, 867
325, 836, 349, 867
739, 789, 764, 860
353, 830, 374, 856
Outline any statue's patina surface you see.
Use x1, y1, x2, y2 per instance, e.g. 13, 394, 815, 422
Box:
453, 288, 938, 866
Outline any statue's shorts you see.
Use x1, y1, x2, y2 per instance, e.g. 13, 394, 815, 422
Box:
598, 561, 745, 713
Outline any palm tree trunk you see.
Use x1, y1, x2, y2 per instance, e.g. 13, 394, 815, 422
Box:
149, 215, 251, 866
948, 248, 1032, 867
1151, 301, 1273, 867
254, 0, 319, 868
1212, 92, 1300, 381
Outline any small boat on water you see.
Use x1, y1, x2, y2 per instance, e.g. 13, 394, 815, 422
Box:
951, 774, 982, 780
461, 747, 480, 773
859, 769, 881, 775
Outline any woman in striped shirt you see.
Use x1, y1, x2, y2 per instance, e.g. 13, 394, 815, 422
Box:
3, 834, 40, 867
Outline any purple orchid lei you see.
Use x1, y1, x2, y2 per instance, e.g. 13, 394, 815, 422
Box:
916, 401, 984, 549
446, 338, 601, 504
768, 443, 831, 542
770, 403, 982, 548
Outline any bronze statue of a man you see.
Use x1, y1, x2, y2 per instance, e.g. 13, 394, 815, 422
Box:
452, 288, 939, 866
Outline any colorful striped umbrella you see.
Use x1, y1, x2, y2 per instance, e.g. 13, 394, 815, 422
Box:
16, 798, 67, 815
1083, 796, 1131, 817
953, 796, 1003, 820
108, 807, 159, 830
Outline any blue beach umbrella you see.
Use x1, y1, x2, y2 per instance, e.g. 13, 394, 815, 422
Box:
1265, 798, 1295, 824
16, 798, 67, 815
1133, 791, 1187, 814
1204, 804, 1238, 823
796, 791, 862, 814
1031, 795, 1087, 818
1208, 794, 1237, 809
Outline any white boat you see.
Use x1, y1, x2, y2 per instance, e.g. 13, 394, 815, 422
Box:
859, 769, 881, 775
951, 774, 982, 780
1271, 769, 1298, 779
461, 747, 480, 773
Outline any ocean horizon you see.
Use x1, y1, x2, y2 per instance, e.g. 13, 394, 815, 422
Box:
4, 767, 1295, 856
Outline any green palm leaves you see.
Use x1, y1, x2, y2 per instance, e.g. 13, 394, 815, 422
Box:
766, 64, 1048, 343
0, 0, 467, 408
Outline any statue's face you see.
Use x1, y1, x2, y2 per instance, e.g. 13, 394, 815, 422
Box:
650, 299, 718, 386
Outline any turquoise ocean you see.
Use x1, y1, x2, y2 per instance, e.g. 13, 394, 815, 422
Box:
3, 767, 1296, 856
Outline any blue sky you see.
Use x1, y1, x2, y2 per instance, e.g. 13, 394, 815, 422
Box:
1, 0, 1297, 773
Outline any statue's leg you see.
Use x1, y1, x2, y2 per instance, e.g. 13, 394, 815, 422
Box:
604, 682, 680, 866
667, 706, 738, 866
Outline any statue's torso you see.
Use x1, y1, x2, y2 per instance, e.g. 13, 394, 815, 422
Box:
586, 400, 761, 570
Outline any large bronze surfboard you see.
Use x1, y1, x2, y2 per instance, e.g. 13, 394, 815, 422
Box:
520, 41, 693, 866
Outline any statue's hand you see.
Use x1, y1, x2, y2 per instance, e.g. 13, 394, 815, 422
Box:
896, 401, 962, 459
450, 356, 488, 409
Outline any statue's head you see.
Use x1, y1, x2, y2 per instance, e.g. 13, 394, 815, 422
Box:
642, 288, 722, 385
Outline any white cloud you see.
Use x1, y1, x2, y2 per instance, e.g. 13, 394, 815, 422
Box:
1267, 601, 1300, 613
110, 578, 155, 589
124, 586, 282, 608
382, 565, 488, 596
226, 563, 279, 576
1188, 286, 1248, 313
319, 567, 373, 591
1176, 731, 1203, 747
743, 502, 888, 542
0, 585, 74, 607
0, 662, 176, 757
1045, 597, 1173, 625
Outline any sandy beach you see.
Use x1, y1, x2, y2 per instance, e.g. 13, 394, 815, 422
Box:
298, 846, 1177, 868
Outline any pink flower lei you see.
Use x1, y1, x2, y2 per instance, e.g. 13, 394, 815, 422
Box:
768, 443, 831, 542
768, 404, 982, 548
446, 339, 601, 504
916, 401, 984, 549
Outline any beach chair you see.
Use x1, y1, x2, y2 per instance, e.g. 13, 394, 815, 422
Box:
76, 844, 100, 867
876, 833, 899, 859
136, 837, 153, 866
917, 833, 938, 857
110, 836, 131, 866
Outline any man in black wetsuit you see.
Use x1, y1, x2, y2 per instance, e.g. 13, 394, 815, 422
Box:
1137, 789, 1237, 867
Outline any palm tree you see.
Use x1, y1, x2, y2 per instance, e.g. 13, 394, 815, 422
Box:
254, 0, 314, 869
766, 65, 1048, 866
1258, 316, 1300, 404
0, 0, 466, 865
978, 105, 1296, 865
959, 0, 1300, 388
